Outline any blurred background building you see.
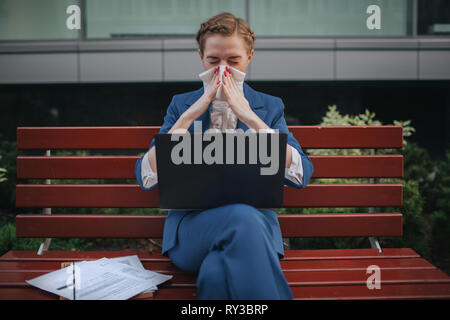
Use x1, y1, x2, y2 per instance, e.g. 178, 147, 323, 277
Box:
0, 0, 449, 158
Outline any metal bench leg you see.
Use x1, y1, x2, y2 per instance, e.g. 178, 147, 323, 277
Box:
37, 150, 52, 255
369, 149, 382, 253
37, 238, 52, 255
369, 236, 382, 253
368, 148, 382, 253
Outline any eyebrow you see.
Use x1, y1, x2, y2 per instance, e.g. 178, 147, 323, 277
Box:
206, 55, 242, 59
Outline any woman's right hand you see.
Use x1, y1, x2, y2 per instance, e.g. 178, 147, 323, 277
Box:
167, 66, 220, 135
202, 66, 221, 102
183, 66, 221, 121
150, 67, 221, 172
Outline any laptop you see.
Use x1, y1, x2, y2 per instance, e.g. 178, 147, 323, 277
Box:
155, 131, 287, 210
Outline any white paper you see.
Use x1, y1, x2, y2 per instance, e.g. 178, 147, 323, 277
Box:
26, 255, 172, 300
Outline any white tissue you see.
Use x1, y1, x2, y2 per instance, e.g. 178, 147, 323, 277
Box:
199, 65, 246, 101
198, 65, 246, 131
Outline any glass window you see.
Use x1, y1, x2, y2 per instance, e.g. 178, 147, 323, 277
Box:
418, 0, 450, 35
250, 0, 411, 36
0, 0, 78, 40
85, 0, 246, 38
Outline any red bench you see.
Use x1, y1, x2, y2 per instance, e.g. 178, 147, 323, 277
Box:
1, 125, 450, 299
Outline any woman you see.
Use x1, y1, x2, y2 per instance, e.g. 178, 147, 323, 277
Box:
135, 12, 314, 300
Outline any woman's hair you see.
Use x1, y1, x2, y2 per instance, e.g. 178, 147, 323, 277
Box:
196, 12, 255, 55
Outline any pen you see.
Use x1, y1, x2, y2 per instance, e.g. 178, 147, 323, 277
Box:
57, 283, 73, 291
57, 262, 76, 300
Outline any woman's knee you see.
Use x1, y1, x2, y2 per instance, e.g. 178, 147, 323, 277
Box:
197, 251, 229, 299
167, 245, 201, 275
222, 203, 269, 240
225, 203, 262, 223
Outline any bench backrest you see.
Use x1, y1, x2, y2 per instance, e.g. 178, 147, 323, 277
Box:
15, 126, 404, 239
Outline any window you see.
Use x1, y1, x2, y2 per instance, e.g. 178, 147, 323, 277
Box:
0, 0, 78, 40
418, 0, 450, 35
250, 0, 411, 36
85, 0, 245, 38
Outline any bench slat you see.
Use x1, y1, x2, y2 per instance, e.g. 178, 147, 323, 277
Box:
2, 269, 449, 288
2, 283, 450, 300
15, 213, 403, 238
15, 184, 403, 208
17, 126, 403, 150
0, 248, 420, 261
17, 155, 404, 179
290, 283, 450, 300
282, 248, 420, 260
2, 249, 449, 300
0, 259, 435, 274
0, 258, 435, 274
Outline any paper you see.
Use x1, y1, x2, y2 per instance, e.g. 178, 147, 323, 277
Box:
26, 255, 172, 300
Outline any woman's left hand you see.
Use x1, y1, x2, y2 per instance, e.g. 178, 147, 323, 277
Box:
221, 67, 257, 126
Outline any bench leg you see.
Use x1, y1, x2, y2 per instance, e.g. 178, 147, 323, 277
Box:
37, 238, 52, 255
369, 236, 382, 253
37, 149, 53, 256
368, 148, 382, 253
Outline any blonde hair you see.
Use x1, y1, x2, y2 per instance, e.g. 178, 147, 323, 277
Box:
196, 12, 255, 55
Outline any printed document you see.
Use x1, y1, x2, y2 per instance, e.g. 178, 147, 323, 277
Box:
26, 255, 172, 300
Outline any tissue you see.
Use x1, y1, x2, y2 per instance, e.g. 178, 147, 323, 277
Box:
199, 65, 246, 101
198, 65, 246, 131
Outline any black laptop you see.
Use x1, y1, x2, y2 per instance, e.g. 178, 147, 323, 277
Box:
155, 131, 287, 210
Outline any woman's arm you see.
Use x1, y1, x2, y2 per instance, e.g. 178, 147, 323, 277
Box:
221, 68, 294, 169
147, 68, 221, 172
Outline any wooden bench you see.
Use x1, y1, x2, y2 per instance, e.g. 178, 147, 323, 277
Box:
1, 125, 450, 300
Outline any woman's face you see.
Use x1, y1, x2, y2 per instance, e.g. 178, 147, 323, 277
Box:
199, 32, 254, 73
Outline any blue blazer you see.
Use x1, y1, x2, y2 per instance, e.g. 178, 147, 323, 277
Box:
135, 82, 314, 256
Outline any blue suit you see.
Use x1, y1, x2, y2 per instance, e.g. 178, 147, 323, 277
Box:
135, 82, 314, 299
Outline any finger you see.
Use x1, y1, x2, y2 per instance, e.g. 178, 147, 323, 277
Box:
206, 71, 219, 94
210, 69, 219, 84
227, 71, 238, 90
221, 78, 230, 98
211, 77, 221, 96
224, 69, 236, 89
223, 73, 237, 95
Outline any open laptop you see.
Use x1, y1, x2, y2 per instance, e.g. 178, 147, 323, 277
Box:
155, 131, 287, 210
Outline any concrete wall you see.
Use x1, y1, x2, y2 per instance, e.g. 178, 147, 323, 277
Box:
0, 37, 449, 83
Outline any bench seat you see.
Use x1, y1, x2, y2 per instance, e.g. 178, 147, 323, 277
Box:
1, 249, 450, 300
1, 125, 449, 300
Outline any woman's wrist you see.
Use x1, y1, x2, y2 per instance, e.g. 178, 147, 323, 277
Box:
183, 94, 211, 123
241, 110, 269, 131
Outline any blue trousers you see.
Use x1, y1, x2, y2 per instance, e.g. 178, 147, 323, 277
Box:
166, 203, 293, 300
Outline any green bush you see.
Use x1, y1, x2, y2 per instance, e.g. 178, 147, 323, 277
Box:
430, 151, 450, 255
0, 135, 17, 212
286, 105, 435, 257
0, 219, 43, 255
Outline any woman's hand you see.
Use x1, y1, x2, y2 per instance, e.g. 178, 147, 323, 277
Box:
203, 66, 222, 102
183, 67, 221, 122
149, 68, 221, 172
164, 67, 221, 136
221, 67, 269, 130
